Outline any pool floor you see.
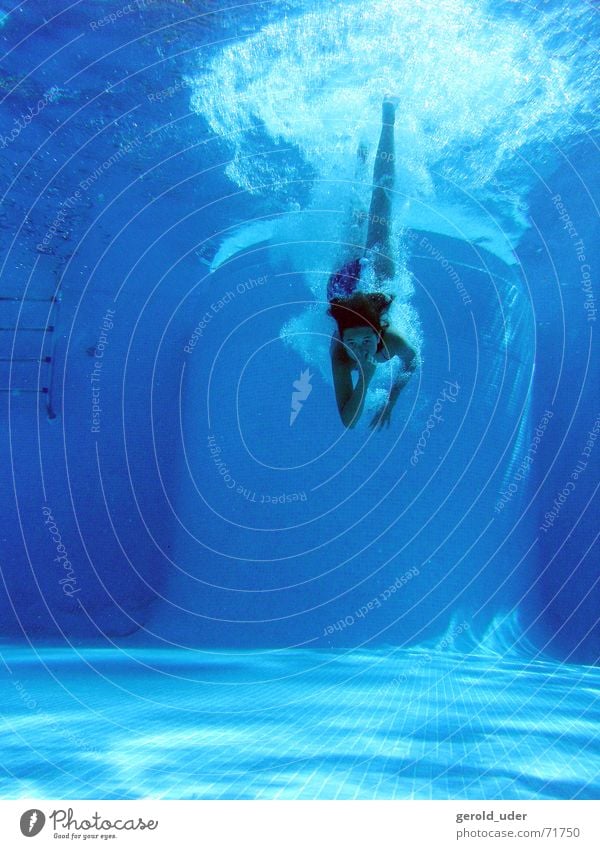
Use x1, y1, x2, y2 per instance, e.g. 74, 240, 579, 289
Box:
1, 646, 598, 799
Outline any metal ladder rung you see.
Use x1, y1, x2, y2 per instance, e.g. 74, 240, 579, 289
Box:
0, 387, 49, 394
0, 356, 52, 363
0, 296, 58, 302
0, 326, 54, 332
1, 288, 61, 420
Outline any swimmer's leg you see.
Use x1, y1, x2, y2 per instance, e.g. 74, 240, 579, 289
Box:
365, 97, 399, 281
349, 140, 371, 239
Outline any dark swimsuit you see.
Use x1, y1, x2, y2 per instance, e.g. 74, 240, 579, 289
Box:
328, 257, 387, 357
327, 257, 362, 301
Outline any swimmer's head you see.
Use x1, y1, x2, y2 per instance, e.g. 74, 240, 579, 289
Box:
327, 292, 394, 359
342, 326, 378, 361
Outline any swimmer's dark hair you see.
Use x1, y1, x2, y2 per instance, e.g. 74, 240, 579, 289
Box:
327, 292, 395, 340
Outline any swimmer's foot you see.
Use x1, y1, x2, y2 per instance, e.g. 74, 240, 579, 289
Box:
382, 95, 400, 125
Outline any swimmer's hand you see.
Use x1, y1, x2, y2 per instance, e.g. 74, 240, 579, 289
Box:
369, 400, 393, 430
353, 349, 377, 384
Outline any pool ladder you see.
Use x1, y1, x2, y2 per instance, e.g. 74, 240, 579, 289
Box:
0, 289, 61, 419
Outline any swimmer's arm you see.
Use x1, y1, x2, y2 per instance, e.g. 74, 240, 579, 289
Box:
385, 331, 417, 402
330, 338, 372, 428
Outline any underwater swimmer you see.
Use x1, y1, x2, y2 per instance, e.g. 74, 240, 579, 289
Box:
328, 96, 417, 429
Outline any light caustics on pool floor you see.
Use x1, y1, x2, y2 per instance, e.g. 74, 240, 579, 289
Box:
1, 646, 598, 800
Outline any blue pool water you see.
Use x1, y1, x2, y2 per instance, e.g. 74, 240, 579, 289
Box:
0, 0, 598, 800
